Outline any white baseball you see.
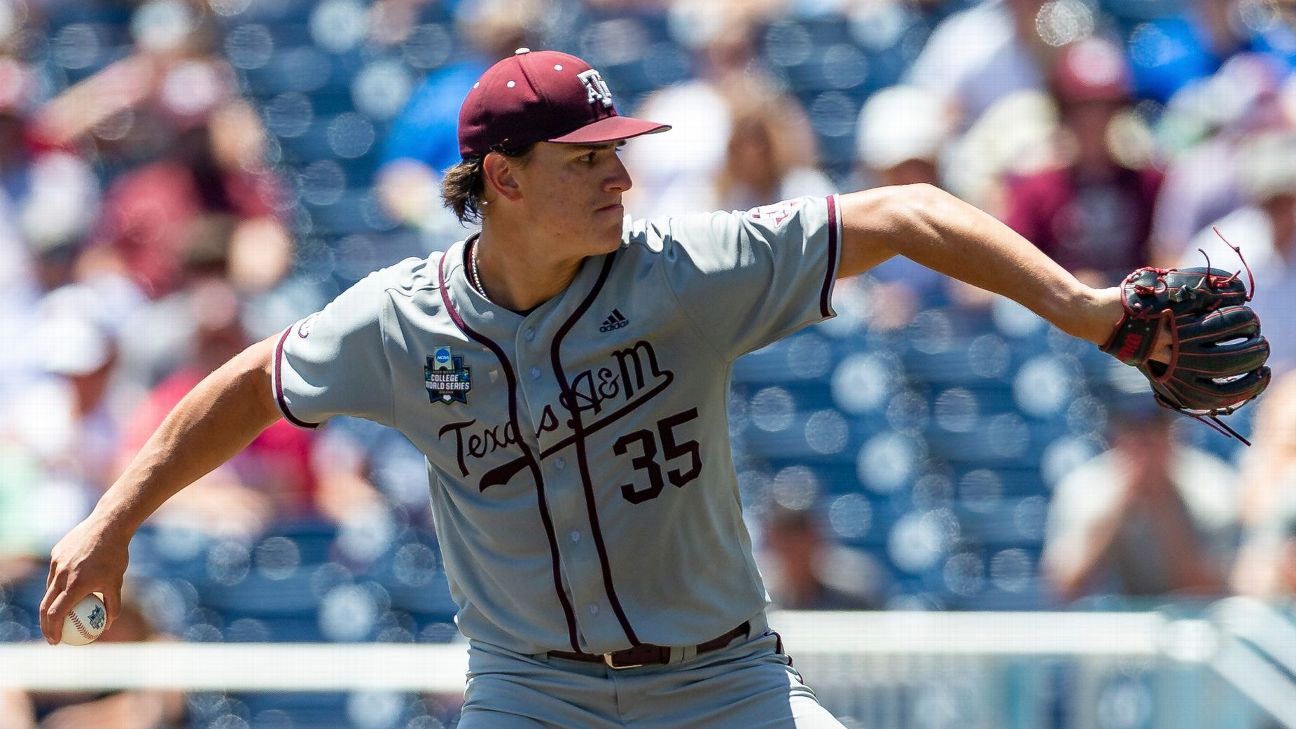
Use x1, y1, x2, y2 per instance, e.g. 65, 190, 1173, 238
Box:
61, 593, 108, 646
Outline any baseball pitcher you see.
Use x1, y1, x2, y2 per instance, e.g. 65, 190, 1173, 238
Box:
40, 50, 1269, 728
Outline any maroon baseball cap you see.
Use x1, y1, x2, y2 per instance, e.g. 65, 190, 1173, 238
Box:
458, 48, 670, 159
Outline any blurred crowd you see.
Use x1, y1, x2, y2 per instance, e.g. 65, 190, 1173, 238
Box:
0, 0, 1295, 650
5, 0, 1296, 726
0, 0, 397, 618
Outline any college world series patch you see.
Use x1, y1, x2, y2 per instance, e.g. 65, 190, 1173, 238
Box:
425, 346, 471, 404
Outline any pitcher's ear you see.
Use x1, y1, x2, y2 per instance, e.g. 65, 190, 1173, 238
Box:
482, 152, 523, 202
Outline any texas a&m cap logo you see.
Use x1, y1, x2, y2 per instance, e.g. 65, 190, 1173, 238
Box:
577, 69, 613, 108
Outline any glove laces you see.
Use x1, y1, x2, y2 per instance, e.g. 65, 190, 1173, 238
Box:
1165, 227, 1257, 447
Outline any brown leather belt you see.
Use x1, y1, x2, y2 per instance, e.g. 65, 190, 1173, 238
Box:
548, 621, 751, 670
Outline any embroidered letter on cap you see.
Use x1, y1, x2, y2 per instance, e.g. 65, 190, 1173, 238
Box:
577, 69, 614, 108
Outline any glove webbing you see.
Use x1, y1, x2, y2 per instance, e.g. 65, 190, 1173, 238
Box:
1156, 229, 1257, 446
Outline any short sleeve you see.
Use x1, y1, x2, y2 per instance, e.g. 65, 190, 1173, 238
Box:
273, 271, 396, 428
657, 195, 841, 359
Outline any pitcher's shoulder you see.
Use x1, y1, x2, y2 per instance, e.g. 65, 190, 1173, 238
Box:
366, 251, 450, 296
621, 211, 735, 258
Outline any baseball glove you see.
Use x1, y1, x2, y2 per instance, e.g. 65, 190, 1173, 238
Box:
1101, 263, 1270, 443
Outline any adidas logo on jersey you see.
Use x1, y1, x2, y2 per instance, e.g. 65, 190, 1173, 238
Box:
599, 309, 629, 332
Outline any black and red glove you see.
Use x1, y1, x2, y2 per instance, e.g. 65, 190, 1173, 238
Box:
1102, 265, 1270, 440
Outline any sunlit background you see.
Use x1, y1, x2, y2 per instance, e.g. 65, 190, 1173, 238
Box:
3, 0, 1296, 727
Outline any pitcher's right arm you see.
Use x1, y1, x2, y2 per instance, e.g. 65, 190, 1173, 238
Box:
40, 334, 282, 643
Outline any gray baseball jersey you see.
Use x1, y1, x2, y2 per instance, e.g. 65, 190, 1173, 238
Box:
272, 195, 842, 656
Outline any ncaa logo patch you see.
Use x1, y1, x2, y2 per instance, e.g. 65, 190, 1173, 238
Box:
425, 346, 472, 404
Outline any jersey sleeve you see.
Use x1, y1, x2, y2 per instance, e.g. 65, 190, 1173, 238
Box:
656, 194, 841, 359
272, 270, 396, 428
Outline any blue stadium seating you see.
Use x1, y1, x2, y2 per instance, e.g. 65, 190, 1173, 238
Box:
3, 3, 1268, 723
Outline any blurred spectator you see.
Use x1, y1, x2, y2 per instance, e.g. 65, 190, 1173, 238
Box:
0, 298, 139, 588
702, 97, 833, 212
376, 0, 545, 235
0, 586, 185, 729
0, 59, 101, 359
904, 0, 1049, 130
366, 0, 441, 48
942, 89, 1059, 214
1127, 0, 1296, 104
1003, 38, 1163, 286
113, 211, 295, 391
584, 0, 676, 10
758, 504, 881, 611
1042, 399, 1237, 602
855, 85, 951, 190
381, 0, 544, 176
117, 279, 380, 539
0, 442, 46, 587
1184, 130, 1296, 376
1150, 54, 1291, 265
0, 191, 39, 405
113, 214, 241, 386
21, 314, 128, 489
116, 280, 301, 538
88, 103, 287, 299
624, 4, 779, 218
1231, 371, 1296, 597
31, 0, 234, 164
1126, 0, 1242, 104
0, 58, 100, 258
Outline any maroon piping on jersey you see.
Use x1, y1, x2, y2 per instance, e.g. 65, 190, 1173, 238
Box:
273, 326, 320, 429
436, 249, 583, 654
549, 251, 642, 649
819, 195, 839, 318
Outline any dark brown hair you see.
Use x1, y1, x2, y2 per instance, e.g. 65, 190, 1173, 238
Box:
441, 145, 535, 225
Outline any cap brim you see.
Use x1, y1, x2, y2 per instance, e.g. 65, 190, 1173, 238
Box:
548, 115, 671, 145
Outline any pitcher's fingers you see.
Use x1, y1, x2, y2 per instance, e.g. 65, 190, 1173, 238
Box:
39, 571, 69, 644
101, 586, 122, 632
41, 588, 75, 645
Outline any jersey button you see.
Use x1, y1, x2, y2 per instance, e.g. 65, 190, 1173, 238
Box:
569, 531, 581, 543
524, 328, 536, 342
529, 366, 541, 379
587, 604, 599, 616
554, 458, 566, 470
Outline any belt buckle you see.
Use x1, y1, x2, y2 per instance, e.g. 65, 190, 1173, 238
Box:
602, 652, 644, 670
